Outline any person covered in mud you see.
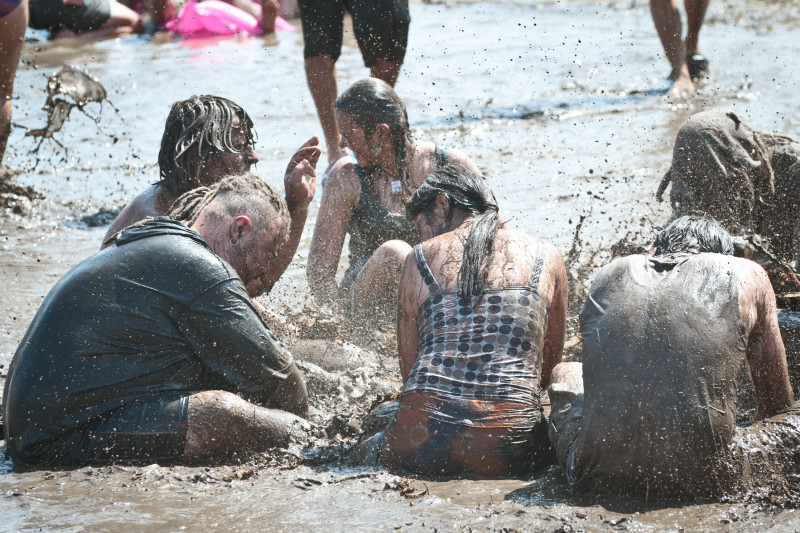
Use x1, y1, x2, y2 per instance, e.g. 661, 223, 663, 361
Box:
547, 215, 795, 498
3, 173, 317, 466
658, 110, 800, 269
28, 0, 147, 38
378, 165, 567, 478
103, 96, 320, 291
307, 78, 479, 316
0, 0, 27, 166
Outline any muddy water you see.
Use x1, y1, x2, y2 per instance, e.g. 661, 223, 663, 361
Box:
3, 0, 800, 530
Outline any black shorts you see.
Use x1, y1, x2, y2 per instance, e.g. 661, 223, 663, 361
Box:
299, 0, 410, 67
28, 0, 111, 34
28, 394, 190, 466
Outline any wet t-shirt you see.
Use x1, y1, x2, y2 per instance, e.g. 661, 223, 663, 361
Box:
3, 218, 293, 464
572, 253, 749, 496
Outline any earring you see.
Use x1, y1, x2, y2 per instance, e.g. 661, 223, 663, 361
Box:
230, 238, 238, 246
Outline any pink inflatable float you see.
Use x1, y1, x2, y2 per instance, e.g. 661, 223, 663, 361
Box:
166, 0, 295, 38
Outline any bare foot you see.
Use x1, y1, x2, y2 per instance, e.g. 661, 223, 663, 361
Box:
669, 65, 696, 96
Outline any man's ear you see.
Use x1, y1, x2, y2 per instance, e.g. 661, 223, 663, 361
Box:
230, 215, 252, 243
434, 194, 450, 215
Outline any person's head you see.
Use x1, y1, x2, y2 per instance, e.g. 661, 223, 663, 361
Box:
158, 95, 259, 196
406, 164, 499, 299
663, 110, 774, 228
652, 215, 734, 256
169, 172, 290, 297
334, 78, 412, 172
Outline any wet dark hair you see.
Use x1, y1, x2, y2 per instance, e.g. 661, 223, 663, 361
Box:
406, 164, 499, 300
653, 215, 733, 256
168, 172, 290, 243
335, 79, 412, 181
158, 95, 256, 196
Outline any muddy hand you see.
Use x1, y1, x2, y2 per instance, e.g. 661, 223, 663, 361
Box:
285, 137, 321, 206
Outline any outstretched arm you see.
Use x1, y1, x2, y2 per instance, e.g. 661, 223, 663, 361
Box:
259, 137, 320, 293
307, 161, 360, 302
742, 262, 794, 419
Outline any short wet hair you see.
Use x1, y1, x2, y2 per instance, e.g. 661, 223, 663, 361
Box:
158, 95, 256, 196
335, 79, 412, 181
407, 164, 499, 300
653, 215, 734, 256
168, 173, 290, 243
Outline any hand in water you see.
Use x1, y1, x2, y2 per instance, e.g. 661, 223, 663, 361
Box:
285, 136, 321, 207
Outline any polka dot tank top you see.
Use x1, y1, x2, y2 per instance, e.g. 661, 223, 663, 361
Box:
402, 243, 548, 408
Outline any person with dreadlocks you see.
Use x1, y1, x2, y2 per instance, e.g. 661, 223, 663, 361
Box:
657, 110, 800, 268
377, 164, 567, 478
4, 173, 313, 466
546, 215, 795, 498
307, 79, 479, 316
102, 95, 320, 290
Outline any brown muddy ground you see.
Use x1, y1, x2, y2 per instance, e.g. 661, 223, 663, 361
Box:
3, 0, 800, 529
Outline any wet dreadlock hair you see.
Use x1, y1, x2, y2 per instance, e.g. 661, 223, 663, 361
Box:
406, 164, 499, 300
335, 79, 413, 181
168, 172, 290, 244
158, 95, 257, 196
653, 215, 734, 256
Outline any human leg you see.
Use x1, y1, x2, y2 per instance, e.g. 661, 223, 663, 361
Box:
0, 0, 27, 165
684, 0, 710, 79
299, 0, 344, 161
371, 60, 401, 88
305, 55, 341, 162
185, 390, 310, 459
350, 0, 409, 89
547, 362, 584, 483
350, 239, 412, 316
684, 0, 709, 55
649, 0, 694, 94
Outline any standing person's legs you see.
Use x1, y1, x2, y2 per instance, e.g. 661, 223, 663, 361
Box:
0, 0, 28, 166
649, 0, 694, 94
299, 0, 345, 162
350, 0, 409, 88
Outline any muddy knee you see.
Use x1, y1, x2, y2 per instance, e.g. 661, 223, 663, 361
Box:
185, 390, 310, 459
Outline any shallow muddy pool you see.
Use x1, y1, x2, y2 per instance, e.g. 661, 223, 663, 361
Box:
2, 0, 800, 530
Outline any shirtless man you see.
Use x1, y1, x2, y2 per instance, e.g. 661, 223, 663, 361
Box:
548, 215, 795, 498
4, 172, 316, 466
103, 95, 320, 290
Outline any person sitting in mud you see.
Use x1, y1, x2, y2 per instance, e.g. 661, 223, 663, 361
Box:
378, 165, 567, 478
657, 110, 800, 269
3, 172, 317, 466
547, 215, 796, 498
103, 96, 320, 290
307, 78, 479, 316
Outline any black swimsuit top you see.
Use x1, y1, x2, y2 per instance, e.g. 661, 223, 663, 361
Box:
347, 145, 448, 264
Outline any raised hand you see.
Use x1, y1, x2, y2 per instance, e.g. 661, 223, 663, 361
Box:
284, 136, 321, 208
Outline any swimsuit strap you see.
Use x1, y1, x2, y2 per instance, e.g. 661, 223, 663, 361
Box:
434, 144, 449, 169
413, 244, 441, 293
527, 243, 546, 292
